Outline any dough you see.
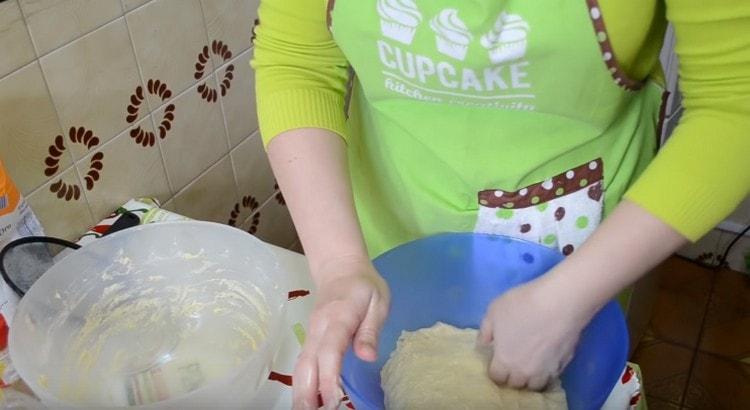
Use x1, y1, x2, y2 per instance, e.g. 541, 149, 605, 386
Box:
381, 322, 567, 409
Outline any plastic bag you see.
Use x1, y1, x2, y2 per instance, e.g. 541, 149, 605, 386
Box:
0, 160, 44, 386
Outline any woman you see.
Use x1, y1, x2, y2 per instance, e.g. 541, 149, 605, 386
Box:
252, 0, 750, 408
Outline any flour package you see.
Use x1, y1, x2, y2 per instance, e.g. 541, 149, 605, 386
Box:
0, 160, 44, 332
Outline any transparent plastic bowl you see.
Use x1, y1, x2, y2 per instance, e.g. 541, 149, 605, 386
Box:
10, 221, 287, 408
342, 233, 629, 410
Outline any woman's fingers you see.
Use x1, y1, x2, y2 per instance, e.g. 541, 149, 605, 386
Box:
488, 356, 510, 386
317, 323, 355, 409
353, 295, 389, 361
507, 370, 529, 390
478, 316, 493, 346
293, 348, 320, 410
293, 308, 328, 410
526, 373, 550, 391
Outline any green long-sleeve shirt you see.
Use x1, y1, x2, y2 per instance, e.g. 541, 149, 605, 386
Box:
252, 0, 750, 242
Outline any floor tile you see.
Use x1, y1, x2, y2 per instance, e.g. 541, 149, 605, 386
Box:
647, 258, 714, 347
643, 395, 680, 410
683, 353, 750, 410
632, 340, 693, 404
699, 269, 750, 360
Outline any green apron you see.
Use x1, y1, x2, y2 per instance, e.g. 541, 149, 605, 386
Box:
329, 0, 663, 259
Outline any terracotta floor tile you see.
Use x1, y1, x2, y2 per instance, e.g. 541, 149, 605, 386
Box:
683, 353, 750, 410
643, 395, 680, 409
699, 269, 750, 359
632, 341, 693, 404
654, 257, 714, 294
648, 258, 714, 347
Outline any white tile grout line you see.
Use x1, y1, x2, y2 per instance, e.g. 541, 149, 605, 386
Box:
15, 0, 41, 61
239, 190, 280, 229
121, 6, 176, 198
38, 70, 233, 205
196, 0, 235, 161
169, 151, 235, 201
15, 4, 93, 222
15, 1, 127, 69
9, 0, 256, 201
217, 78, 234, 152
121, 0, 156, 14
1, 3, 253, 99
219, 46, 257, 201
228, 145, 245, 210
228, 130, 261, 203
20, 16, 152, 222
24, 116, 152, 195
197, 0, 221, 73
197, 0, 254, 153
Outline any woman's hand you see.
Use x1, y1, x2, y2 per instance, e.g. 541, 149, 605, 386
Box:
266, 130, 387, 408
479, 200, 688, 391
294, 257, 390, 410
478, 279, 589, 391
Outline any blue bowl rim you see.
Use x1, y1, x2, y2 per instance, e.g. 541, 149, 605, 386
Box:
341, 232, 629, 410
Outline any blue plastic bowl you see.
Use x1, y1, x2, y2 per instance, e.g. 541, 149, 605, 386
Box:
341, 233, 628, 410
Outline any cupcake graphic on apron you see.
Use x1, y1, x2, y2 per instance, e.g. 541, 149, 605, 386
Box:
430, 9, 472, 61
377, 0, 422, 45
480, 12, 530, 64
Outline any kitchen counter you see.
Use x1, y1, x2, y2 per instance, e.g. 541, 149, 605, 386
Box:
3, 196, 640, 408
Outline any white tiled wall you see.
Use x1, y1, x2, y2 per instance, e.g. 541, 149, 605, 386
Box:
0, 0, 298, 249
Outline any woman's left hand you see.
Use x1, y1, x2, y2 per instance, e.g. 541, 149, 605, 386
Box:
477, 279, 591, 391
479, 200, 689, 391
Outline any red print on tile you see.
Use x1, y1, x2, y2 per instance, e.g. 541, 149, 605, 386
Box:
274, 182, 286, 205
247, 212, 261, 234
44, 126, 104, 201
228, 195, 261, 227
126, 79, 175, 147
84, 152, 104, 190
49, 179, 81, 201
195, 40, 234, 103
44, 134, 67, 177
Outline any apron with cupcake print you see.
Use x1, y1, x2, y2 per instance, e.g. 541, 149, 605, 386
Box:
327, 0, 665, 260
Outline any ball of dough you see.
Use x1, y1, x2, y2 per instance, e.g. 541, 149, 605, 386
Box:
381, 322, 567, 409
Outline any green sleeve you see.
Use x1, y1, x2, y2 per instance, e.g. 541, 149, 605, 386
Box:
251, 0, 350, 146
625, 0, 750, 241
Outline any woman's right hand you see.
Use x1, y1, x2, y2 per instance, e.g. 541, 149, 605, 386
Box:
293, 257, 390, 410
266, 129, 385, 408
